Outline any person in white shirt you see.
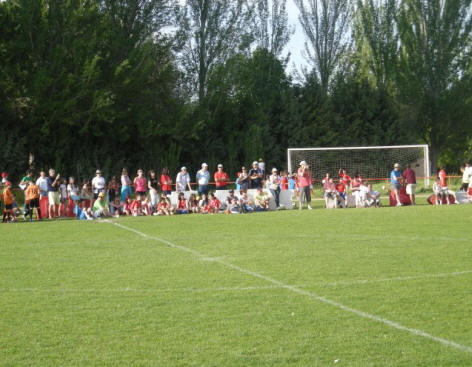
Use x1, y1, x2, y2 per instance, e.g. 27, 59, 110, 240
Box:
460, 161, 472, 192
196, 163, 210, 197
91, 169, 106, 200
269, 168, 281, 209
176, 167, 192, 192
36, 171, 49, 198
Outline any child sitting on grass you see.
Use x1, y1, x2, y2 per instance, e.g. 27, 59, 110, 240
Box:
198, 194, 209, 214
157, 195, 173, 215
208, 193, 221, 214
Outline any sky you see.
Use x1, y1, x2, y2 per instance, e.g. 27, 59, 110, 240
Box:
285, 0, 310, 73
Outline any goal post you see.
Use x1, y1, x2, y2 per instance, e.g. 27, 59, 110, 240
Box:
287, 145, 430, 187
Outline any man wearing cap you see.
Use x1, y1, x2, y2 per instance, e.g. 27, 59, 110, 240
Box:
390, 163, 402, 206
92, 192, 111, 218
297, 161, 313, 210
196, 163, 210, 197
249, 161, 263, 189
92, 169, 106, 200
176, 167, 192, 192
214, 164, 229, 190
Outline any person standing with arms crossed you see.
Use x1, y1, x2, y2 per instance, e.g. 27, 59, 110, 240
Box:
47, 169, 61, 218
402, 164, 417, 205
214, 164, 229, 191
297, 161, 313, 210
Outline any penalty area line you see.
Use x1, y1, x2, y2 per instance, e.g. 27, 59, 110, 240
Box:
107, 220, 472, 355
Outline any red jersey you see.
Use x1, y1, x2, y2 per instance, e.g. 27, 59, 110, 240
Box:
340, 173, 351, 185
178, 199, 187, 210
439, 169, 447, 187
160, 174, 172, 191
335, 182, 346, 193
130, 200, 141, 210
157, 201, 169, 211
214, 171, 229, 188
209, 198, 220, 209
280, 176, 288, 190
468, 187, 472, 196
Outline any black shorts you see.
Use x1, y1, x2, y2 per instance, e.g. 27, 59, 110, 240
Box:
5, 204, 13, 210
135, 191, 146, 197
29, 199, 40, 208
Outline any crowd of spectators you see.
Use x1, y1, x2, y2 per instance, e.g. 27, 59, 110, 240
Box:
1, 159, 471, 223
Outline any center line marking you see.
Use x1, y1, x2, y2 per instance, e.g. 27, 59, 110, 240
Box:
108, 221, 472, 354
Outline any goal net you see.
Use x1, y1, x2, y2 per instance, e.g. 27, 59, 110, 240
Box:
287, 145, 430, 187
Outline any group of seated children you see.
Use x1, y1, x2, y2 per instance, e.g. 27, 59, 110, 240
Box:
322, 172, 380, 209
76, 188, 272, 219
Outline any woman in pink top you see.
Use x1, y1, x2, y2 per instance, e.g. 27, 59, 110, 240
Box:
133, 169, 147, 200
297, 161, 313, 210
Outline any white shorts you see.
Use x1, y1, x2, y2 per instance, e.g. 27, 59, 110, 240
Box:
48, 191, 60, 205
406, 184, 416, 195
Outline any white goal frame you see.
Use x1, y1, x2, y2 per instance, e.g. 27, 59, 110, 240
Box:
287, 145, 430, 186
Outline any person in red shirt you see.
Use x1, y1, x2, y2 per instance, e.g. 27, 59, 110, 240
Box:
160, 168, 173, 196
438, 166, 447, 188
335, 179, 347, 208
402, 164, 417, 205
280, 171, 288, 190
157, 194, 173, 215
176, 192, 189, 214
339, 169, 351, 185
214, 164, 229, 190
208, 193, 221, 213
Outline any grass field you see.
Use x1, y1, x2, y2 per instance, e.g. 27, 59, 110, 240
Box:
1, 204, 472, 366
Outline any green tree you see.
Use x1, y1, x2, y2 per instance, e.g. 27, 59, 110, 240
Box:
397, 0, 472, 172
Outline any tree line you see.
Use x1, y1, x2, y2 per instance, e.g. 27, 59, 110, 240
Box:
1, 0, 471, 181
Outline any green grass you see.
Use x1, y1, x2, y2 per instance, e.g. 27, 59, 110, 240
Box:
1, 204, 472, 366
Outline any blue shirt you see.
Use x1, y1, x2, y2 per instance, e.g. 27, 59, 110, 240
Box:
288, 178, 296, 190
390, 170, 401, 184
196, 170, 210, 186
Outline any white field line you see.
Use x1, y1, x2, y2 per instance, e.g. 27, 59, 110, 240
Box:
317, 270, 472, 287
0, 285, 301, 294
107, 220, 472, 354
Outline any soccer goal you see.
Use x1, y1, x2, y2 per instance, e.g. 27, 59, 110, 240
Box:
287, 145, 430, 186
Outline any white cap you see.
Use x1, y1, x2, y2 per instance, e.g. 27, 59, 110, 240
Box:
202, 163, 208, 167
300, 161, 307, 166
272, 168, 277, 172
252, 161, 258, 165
181, 166, 187, 171
394, 163, 400, 168
218, 163, 223, 168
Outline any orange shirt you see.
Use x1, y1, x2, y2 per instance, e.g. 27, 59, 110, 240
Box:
2, 188, 13, 205
25, 184, 40, 201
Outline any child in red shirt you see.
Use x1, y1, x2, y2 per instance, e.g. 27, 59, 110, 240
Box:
208, 193, 221, 214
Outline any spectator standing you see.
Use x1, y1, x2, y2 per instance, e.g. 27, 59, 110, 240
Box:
36, 171, 48, 198
390, 163, 402, 206
258, 158, 266, 177
47, 168, 60, 218
92, 169, 106, 200
297, 161, 313, 210
120, 168, 132, 202
196, 163, 210, 197
249, 161, 263, 189
107, 176, 120, 211
160, 168, 173, 196
148, 170, 159, 210
460, 161, 472, 192
238, 166, 250, 192
176, 167, 192, 192
134, 169, 147, 200
269, 168, 281, 209
67, 177, 80, 201
214, 164, 229, 190
402, 164, 417, 205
